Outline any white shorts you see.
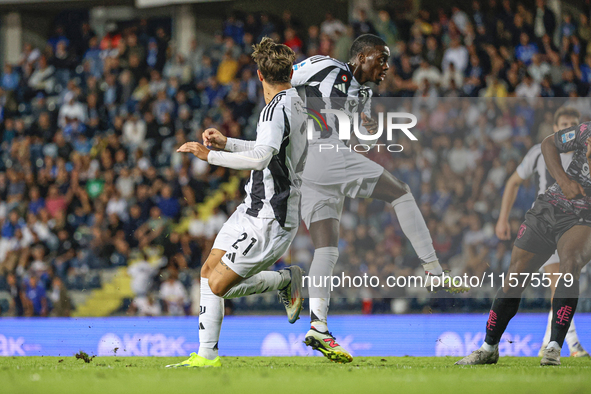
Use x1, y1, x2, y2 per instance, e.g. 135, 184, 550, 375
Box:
300, 144, 384, 228
540, 251, 560, 271
212, 210, 297, 278
539, 251, 590, 272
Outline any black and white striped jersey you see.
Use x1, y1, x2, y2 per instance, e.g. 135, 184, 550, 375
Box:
291, 56, 371, 143
239, 88, 308, 228
516, 142, 573, 195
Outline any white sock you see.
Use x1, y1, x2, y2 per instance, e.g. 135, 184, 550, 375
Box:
391, 193, 438, 264
565, 318, 581, 351
308, 247, 339, 325
222, 271, 289, 299
541, 310, 552, 347
422, 260, 443, 276
547, 341, 561, 351
311, 321, 328, 332
481, 342, 498, 352
198, 278, 224, 360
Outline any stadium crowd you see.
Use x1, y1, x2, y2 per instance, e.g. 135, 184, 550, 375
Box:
2, 1, 591, 317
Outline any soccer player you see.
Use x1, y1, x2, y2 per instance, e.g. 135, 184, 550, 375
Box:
495, 107, 588, 358
292, 34, 468, 364
166, 38, 307, 368
457, 116, 591, 366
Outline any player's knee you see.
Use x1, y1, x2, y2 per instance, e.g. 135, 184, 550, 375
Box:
401, 182, 411, 194
208, 278, 228, 298
201, 263, 212, 279
560, 251, 586, 276
391, 182, 411, 200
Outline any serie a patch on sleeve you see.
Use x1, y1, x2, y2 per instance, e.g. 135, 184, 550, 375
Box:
561, 130, 576, 143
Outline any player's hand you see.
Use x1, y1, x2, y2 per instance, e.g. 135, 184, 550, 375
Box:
586, 137, 591, 160
203, 128, 227, 150
361, 113, 378, 135
495, 220, 511, 240
177, 141, 210, 161
559, 177, 586, 200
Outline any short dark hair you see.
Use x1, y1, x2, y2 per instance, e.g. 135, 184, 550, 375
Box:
554, 107, 580, 125
349, 34, 387, 60
251, 37, 296, 84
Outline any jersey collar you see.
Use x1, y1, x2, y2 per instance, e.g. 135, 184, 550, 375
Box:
346, 63, 363, 88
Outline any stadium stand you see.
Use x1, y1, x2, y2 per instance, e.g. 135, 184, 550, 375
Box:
2, 2, 591, 317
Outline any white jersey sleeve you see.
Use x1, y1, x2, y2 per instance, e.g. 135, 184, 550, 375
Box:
225, 137, 256, 152
254, 96, 286, 152
207, 93, 288, 170
516, 144, 542, 180
207, 145, 276, 171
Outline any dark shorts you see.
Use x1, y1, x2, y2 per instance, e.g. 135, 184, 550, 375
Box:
514, 199, 591, 255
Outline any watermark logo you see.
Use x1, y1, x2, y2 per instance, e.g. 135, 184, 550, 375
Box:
304, 107, 328, 135
304, 106, 418, 153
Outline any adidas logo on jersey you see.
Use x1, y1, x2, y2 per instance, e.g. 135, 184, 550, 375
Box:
225, 252, 236, 263
335, 83, 346, 93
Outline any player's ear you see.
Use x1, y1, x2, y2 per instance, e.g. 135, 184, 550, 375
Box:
289, 69, 294, 80
358, 53, 365, 64
257, 69, 264, 82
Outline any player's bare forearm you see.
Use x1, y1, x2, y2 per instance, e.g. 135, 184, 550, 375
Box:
542, 135, 586, 199
496, 172, 523, 240
499, 172, 523, 221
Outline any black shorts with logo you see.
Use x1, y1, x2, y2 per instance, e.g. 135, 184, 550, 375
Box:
514, 199, 591, 255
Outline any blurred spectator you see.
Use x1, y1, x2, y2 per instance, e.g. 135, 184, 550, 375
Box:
321, 12, 347, 39
59, 92, 87, 128
23, 276, 48, 317
352, 9, 377, 37
128, 254, 159, 297
128, 292, 162, 316
159, 269, 189, 316
2, 65, 19, 91
442, 38, 469, 72
6, 273, 24, 316
49, 276, 72, 317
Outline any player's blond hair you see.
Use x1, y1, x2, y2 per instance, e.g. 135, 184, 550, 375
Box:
251, 37, 295, 84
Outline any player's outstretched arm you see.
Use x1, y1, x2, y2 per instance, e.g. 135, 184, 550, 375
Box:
203, 128, 257, 152
178, 141, 276, 171
496, 171, 524, 240
541, 135, 586, 199
177, 141, 210, 161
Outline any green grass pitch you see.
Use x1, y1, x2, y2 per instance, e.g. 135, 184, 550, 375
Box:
2, 356, 591, 394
